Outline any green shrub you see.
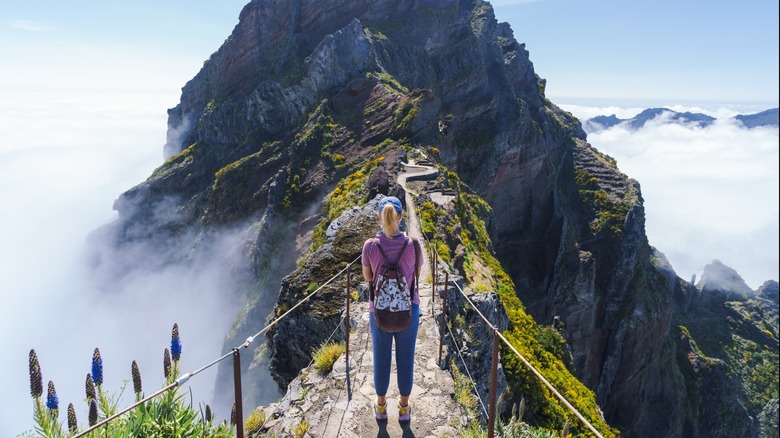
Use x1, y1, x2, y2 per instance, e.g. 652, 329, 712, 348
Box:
292, 418, 310, 437
25, 325, 234, 437
244, 408, 267, 435
313, 342, 346, 375
420, 169, 619, 437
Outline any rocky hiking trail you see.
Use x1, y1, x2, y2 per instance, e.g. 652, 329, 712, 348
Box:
259, 161, 468, 437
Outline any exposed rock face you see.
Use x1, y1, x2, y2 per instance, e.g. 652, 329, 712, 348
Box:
443, 279, 509, 416
267, 198, 380, 387
758, 280, 779, 303
699, 259, 755, 299
92, 0, 777, 436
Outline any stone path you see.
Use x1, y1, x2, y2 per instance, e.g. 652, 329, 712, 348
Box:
258, 288, 464, 437
257, 162, 466, 437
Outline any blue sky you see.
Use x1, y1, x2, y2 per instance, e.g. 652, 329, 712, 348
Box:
0, 1, 777, 436
491, 0, 779, 106
2, 0, 778, 105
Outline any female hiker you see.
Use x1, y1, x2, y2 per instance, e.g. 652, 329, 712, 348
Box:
362, 195, 423, 422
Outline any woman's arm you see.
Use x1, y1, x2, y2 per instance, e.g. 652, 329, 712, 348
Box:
363, 265, 373, 283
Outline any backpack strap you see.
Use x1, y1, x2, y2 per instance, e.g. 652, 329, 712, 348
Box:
368, 237, 382, 303
376, 238, 409, 266
369, 237, 412, 303
411, 237, 420, 300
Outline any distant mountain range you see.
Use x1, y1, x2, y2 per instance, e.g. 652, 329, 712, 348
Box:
583, 107, 779, 132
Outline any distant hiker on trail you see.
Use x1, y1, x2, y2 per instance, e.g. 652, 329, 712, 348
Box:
362, 195, 423, 423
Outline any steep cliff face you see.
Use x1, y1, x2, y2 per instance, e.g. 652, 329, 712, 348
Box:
93, 0, 777, 436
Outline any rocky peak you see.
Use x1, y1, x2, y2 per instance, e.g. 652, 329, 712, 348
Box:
94, 0, 777, 436
699, 259, 755, 299
758, 280, 779, 304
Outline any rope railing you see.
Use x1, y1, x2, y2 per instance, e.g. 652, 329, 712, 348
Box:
74, 254, 362, 438
418, 215, 605, 438
73, 180, 604, 438
444, 310, 489, 418
257, 307, 350, 430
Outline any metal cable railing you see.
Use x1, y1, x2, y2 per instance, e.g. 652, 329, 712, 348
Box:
74, 254, 361, 438
72, 179, 605, 438
258, 308, 348, 430
444, 314, 489, 418
417, 200, 605, 438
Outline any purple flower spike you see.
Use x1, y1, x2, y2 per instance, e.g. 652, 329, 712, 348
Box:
85, 373, 96, 401
67, 403, 78, 432
91, 348, 103, 386
163, 348, 172, 379
46, 381, 59, 411
88, 398, 98, 426
28, 349, 43, 398
171, 323, 182, 362
131, 360, 142, 395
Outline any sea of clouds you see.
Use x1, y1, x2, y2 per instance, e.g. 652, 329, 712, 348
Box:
0, 90, 246, 436
1, 93, 777, 436
561, 103, 779, 290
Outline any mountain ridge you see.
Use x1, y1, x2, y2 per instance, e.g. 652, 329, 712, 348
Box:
582, 107, 779, 132
89, 0, 778, 436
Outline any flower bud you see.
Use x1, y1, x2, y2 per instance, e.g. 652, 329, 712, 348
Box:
67, 403, 78, 432
85, 373, 96, 401
28, 349, 43, 398
88, 398, 98, 426
131, 360, 142, 395
163, 348, 171, 379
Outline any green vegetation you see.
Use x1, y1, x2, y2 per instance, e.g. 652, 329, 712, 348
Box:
292, 418, 310, 437
394, 95, 422, 134
677, 297, 779, 417
25, 326, 234, 438
573, 167, 631, 238
309, 156, 385, 253
365, 71, 408, 94
153, 142, 197, 179
419, 171, 619, 437
208, 141, 285, 222
312, 342, 346, 375
282, 103, 343, 208
244, 408, 267, 435
451, 359, 481, 431
418, 200, 439, 236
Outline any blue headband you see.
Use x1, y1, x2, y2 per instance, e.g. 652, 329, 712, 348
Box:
378, 196, 403, 213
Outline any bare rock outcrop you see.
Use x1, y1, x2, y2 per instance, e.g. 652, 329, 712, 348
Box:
90, 0, 777, 436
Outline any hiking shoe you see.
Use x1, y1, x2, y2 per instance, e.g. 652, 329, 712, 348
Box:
398, 403, 411, 422
374, 402, 388, 421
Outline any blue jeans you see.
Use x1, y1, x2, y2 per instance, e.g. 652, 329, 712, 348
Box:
370, 304, 420, 397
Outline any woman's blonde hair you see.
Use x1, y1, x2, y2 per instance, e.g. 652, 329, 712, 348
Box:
380, 203, 402, 236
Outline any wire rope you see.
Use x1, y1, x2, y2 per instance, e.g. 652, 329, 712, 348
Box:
416, 190, 604, 438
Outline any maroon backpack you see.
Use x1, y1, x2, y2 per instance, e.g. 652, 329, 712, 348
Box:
369, 237, 420, 332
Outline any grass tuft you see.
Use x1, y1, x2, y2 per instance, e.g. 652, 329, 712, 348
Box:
313, 342, 346, 375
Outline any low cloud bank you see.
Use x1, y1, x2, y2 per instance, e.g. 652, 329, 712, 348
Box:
562, 103, 779, 289
0, 91, 244, 435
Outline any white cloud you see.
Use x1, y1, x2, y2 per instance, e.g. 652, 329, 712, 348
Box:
579, 106, 779, 289
559, 103, 645, 121
0, 90, 249, 435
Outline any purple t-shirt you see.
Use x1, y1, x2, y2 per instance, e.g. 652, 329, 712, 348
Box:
362, 233, 423, 311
